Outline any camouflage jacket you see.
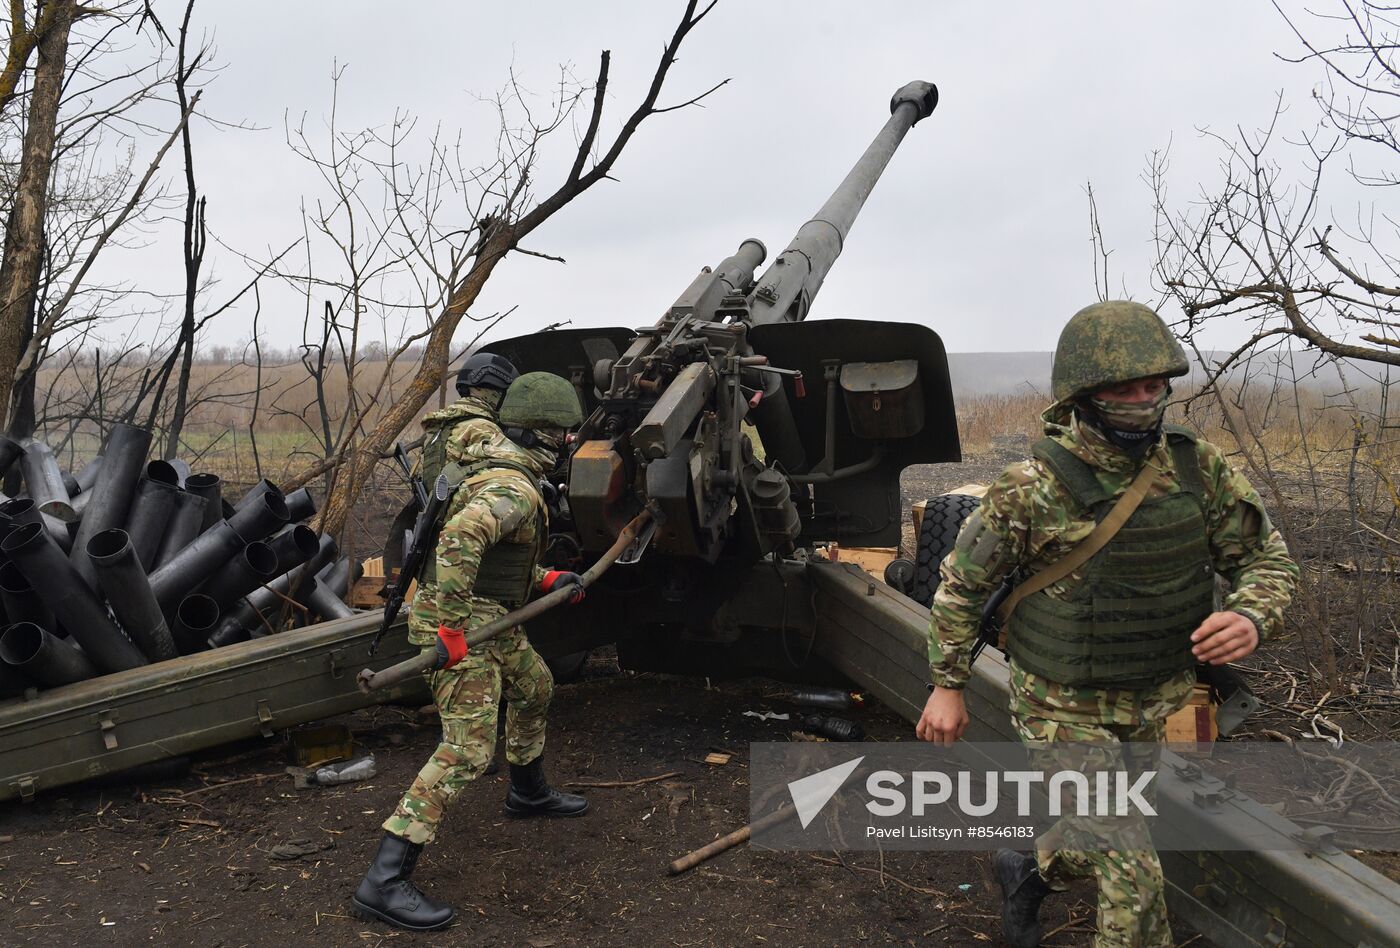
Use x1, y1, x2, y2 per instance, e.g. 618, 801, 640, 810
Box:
928, 404, 1298, 723
407, 407, 553, 643
418, 393, 502, 466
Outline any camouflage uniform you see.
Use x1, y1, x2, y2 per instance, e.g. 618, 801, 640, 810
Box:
405, 392, 504, 642
929, 403, 1298, 947
384, 422, 557, 846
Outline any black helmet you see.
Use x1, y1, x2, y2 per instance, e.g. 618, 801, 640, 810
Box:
456, 351, 518, 397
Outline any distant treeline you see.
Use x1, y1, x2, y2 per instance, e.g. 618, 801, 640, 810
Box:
62, 341, 430, 367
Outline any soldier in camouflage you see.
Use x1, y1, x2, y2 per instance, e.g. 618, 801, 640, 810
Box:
915, 301, 1298, 948
353, 371, 589, 933
405, 351, 520, 643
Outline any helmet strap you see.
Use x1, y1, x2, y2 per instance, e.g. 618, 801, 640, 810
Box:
504, 426, 542, 450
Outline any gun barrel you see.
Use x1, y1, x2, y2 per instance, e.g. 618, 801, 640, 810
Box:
746, 80, 938, 326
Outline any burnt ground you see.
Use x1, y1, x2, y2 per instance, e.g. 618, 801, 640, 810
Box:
0, 647, 1217, 948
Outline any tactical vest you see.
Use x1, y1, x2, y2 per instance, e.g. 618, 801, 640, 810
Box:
1006, 426, 1214, 689
419, 404, 496, 491
419, 416, 545, 607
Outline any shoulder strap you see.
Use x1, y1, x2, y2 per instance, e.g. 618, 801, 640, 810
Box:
1164, 426, 1204, 500
996, 459, 1161, 638
1031, 438, 1111, 510
442, 458, 539, 491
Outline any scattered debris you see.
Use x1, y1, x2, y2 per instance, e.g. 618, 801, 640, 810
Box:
268, 837, 334, 861
798, 713, 864, 741
668, 806, 800, 876
703, 752, 732, 766
288, 723, 353, 768
287, 754, 377, 789
564, 771, 682, 789
311, 754, 376, 785
742, 711, 790, 722
786, 687, 866, 710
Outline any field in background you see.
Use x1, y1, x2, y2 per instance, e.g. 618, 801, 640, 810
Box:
36, 354, 1400, 504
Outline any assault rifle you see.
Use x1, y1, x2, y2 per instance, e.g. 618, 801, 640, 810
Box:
970, 573, 1016, 665
368, 471, 453, 656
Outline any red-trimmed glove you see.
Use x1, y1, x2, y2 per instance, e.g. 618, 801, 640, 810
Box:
434, 624, 468, 670
539, 570, 585, 604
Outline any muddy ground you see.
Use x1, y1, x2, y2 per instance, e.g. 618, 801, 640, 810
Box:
0, 645, 1216, 948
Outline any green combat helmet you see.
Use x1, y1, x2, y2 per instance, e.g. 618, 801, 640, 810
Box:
498, 371, 584, 430
1051, 300, 1189, 403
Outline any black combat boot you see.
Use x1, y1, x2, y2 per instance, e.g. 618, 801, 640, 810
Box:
504, 755, 589, 818
995, 849, 1052, 948
351, 832, 456, 932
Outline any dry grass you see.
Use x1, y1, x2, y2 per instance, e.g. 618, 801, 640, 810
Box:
33, 356, 449, 481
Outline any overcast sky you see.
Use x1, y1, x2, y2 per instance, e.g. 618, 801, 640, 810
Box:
79, 1, 1340, 356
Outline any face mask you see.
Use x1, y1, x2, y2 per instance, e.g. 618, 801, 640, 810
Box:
1088, 386, 1169, 432
1076, 387, 1169, 458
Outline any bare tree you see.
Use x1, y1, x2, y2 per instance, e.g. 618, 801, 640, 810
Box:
0, 1, 221, 446
1149, 0, 1400, 689
1153, 2, 1400, 376
0, 0, 66, 116
0, 0, 77, 431
266, 1, 726, 546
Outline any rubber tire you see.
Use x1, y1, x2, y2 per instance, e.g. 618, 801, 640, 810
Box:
909, 493, 981, 607
545, 650, 590, 684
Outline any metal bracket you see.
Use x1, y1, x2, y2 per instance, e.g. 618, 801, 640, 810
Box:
14, 775, 35, 802
1171, 760, 1204, 782
1215, 687, 1262, 737
256, 699, 275, 739
617, 518, 658, 566
1191, 788, 1226, 812
96, 709, 119, 751
1292, 824, 1341, 855
1192, 882, 1228, 907
328, 648, 350, 680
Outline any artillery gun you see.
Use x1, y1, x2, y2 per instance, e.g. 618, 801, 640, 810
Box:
471, 80, 959, 678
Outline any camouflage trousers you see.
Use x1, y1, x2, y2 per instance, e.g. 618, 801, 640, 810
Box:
1009, 694, 1172, 948
382, 625, 554, 845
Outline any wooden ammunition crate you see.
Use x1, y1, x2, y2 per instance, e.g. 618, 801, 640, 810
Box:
1165, 685, 1218, 745
827, 545, 899, 576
